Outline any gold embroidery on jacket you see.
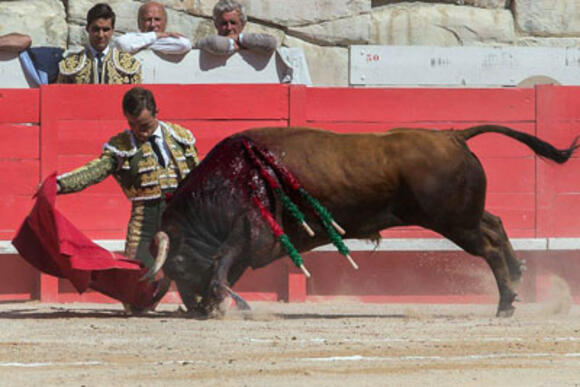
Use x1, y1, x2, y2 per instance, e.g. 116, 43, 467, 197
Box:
57, 47, 141, 84
57, 123, 199, 201
125, 202, 145, 259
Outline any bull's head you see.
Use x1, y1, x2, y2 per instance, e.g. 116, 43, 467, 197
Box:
144, 228, 225, 315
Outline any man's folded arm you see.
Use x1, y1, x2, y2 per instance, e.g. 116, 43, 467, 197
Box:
149, 35, 192, 54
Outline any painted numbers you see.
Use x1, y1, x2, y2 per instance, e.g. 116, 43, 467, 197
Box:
366, 53, 381, 63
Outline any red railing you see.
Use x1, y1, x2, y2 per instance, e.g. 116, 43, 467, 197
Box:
1, 84, 579, 304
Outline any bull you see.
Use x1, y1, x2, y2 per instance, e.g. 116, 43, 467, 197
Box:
145, 125, 578, 317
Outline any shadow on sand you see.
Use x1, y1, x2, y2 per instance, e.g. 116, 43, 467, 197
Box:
0, 306, 412, 321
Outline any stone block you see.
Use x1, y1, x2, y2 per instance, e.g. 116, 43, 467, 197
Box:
67, 0, 142, 30
514, 0, 580, 37
371, 3, 515, 45
514, 37, 580, 48
241, 23, 286, 46
283, 35, 348, 86
150, 0, 199, 14
0, 0, 67, 48
67, 25, 88, 49
157, 10, 214, 41
192, 0, 372, 27
289, 14, 371, 46
372, 0, 508, 9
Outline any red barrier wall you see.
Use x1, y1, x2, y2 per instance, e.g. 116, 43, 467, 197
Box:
0, 89, 40, 300
1, 84, 579, 305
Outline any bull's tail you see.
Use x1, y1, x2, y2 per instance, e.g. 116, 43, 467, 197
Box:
456, 125, 579, 164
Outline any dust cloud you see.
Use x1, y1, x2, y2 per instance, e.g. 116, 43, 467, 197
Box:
541, 274, 573, 315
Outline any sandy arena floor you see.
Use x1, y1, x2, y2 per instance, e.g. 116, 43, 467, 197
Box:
0, 300, 579, 386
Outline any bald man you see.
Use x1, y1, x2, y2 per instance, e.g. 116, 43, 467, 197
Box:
114, 1, 191, 55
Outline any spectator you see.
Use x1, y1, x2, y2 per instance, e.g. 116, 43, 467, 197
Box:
57, 3, 141, 84
0, 33, 63, 85
114, 1, 192, 55
56, 87, 199, 313
0, 33, 30, 53
196, 0, 277, 56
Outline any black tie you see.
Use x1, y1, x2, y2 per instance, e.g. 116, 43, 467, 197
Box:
96, 52, 104, 83
148, 136, 166, 168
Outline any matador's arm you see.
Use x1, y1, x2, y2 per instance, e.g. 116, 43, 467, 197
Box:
57, 151, 117, 194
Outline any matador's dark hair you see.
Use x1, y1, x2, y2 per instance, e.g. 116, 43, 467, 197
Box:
87, 3, 116, 28
122, 87, 157, 117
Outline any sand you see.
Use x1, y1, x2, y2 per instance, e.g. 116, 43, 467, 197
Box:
0, 300, 579, 386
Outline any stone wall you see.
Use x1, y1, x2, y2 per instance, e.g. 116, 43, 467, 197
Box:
1, 0, 579, 86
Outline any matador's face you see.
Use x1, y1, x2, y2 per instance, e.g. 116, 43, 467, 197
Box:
87, 18, 114, 52
126, 108, 158, 143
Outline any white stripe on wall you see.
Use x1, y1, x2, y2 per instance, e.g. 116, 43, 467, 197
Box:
1, 238, 578, 255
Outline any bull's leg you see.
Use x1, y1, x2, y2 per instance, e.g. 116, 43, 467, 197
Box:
227, 260, 251, 310
481, 211, 524, 285
482, 244, 518, 318
174, 278, 206, 317
200, 242, 245, 316
447, 224, 518, 317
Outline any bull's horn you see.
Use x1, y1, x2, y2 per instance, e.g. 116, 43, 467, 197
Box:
141, 231, 170, 281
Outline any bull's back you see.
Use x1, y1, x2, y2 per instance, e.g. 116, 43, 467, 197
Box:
241, 126, 475, 203
242, 127, 392, 202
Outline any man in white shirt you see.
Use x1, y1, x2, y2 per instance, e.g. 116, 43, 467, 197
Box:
114, 1, 192, 55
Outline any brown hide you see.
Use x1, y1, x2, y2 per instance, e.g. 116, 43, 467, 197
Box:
244, 127, 486, 241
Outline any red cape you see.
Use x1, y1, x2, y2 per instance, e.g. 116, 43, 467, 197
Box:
12, 174, 158, 308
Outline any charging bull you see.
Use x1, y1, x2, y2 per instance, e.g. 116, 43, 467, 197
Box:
145, 125, 578, 317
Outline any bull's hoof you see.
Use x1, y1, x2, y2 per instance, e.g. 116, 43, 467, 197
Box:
496, 306, 515, 318
184, 305, 211, 320
184, 298, 222, 319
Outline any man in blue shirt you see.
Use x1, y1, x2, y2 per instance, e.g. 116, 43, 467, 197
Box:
0, 33, 64, 85
0, 33, 63, 86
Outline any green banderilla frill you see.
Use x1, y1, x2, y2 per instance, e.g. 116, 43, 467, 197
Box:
297, 188, 358, 269
274, 187, 315, 236
279, 233, 311, 277
298, 187, 346, 236
321, 218, 350, 256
